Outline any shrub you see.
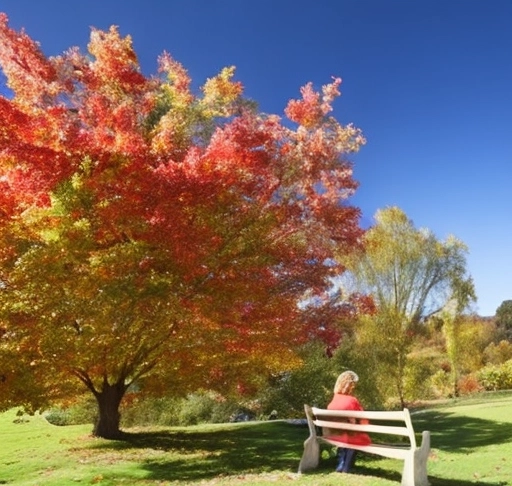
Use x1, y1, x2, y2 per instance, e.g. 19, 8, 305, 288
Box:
120, 392, 244, 427
44, 408, 71, 426
457, 374, 483, 395
176, 391, 244, 426
120, 396, 182, 427
429, 369, 452, 398
477, 360, 512, 391
404, 354, 440, 402
256, 342, 337, 417
44, 397, 96, 426
484, 340, 512, 365
176, 392, 217, 425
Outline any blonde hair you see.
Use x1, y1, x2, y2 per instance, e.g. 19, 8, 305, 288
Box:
334, 370, 359, 394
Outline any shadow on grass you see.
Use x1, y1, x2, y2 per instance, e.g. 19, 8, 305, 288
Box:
411, 410, 512, 452
347, 464, 508, 486
318, 450, 509, 486
87, 415, 511, 485
94, 421, 308, 482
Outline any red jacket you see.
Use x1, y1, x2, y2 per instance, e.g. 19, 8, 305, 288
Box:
326, 394, 371, 445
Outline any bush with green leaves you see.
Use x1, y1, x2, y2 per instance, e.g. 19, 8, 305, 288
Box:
120, 392, 242, 427
176, 392, 241, 425
403, 353, 442, 402
44, 408, 72, 426
120, 396, 182, 427
484, 340, 512, 365
44, 397, 97, 426
477, 359, 512, 391
429, 369, 453, 398
256, 342, 339, 417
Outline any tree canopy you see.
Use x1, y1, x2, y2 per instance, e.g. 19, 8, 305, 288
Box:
0, 15, 366, 437
343, 207, 475, 323
495, 300, 512, 339
341, 206, 476, 405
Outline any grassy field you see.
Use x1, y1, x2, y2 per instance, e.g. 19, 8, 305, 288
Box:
1, 393, 512, 486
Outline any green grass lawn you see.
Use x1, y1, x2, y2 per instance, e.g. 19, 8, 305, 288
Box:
1, 392, 512, 485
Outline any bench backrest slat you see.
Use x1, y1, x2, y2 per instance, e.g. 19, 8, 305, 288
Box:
313, 419, 411, 437
311, 407, 409, 421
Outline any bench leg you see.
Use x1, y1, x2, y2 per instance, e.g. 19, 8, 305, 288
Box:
414, 430, 430, 486
298, 436, 320, 473
401, 430, 430, 486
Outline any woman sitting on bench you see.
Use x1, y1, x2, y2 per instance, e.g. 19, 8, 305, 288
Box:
327, 370, 371, 473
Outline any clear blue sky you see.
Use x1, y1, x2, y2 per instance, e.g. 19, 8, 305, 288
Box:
1, 0, 511, 316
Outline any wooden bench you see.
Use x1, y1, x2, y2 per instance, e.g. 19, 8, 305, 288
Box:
298, 405, 430, 486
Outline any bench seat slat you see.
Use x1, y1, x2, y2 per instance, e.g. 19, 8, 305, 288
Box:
320, 437, 412, 460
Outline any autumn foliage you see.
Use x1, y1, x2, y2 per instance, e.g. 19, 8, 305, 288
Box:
0, 14, 366, 437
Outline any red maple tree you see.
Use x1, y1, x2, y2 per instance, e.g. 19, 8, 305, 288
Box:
0, 14, 366, 438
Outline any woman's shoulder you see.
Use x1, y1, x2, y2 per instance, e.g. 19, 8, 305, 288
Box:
327, 393, 362, 410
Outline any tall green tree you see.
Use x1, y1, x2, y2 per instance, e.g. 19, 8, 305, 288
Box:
0, 16, 366, 438
495, 300, 512, 340
342, 207, 475, 405
443, 312, 493, 396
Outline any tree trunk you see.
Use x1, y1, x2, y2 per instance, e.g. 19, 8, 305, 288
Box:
452, 370, 460, 398
396, 350, 406, 408
93, 381, 126, 439
397, 374, 406, 408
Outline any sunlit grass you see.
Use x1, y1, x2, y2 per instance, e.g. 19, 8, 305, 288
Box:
1, 393, 512, 485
